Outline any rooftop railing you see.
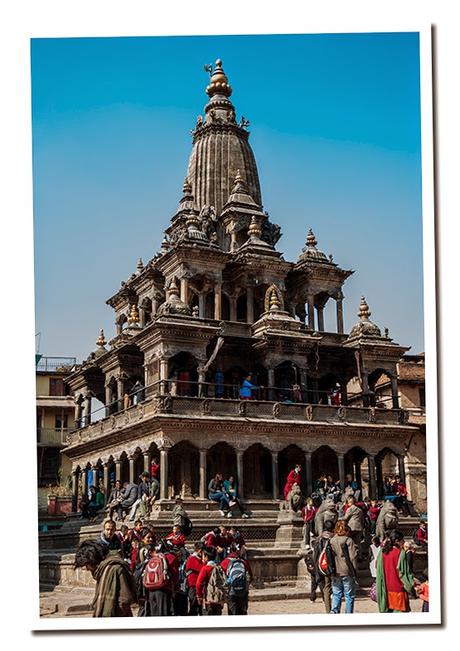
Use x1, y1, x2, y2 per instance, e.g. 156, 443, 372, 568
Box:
36, 357, 77, 372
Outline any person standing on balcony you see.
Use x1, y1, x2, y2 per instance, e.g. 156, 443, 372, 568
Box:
239, 373, 256, 400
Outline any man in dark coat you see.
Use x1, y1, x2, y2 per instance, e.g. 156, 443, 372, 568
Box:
119, 481, 140, 521
74, 540, 137, 617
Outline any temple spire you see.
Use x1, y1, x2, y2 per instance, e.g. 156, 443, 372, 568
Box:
206, 59, 232, 98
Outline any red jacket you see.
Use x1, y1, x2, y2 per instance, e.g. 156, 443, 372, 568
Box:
204, 531, 226, 549
196, 562, 216, 601
301, 505, 317, 523
283, 470, 301, 500
185, 553, 204, 588
368, 505, 380, 521
164, 552, 180, 591
416, 526, 428, 544
220, 553, 253, 581
395, 482, 408, 497
150, 461, 160, 479
166, 531, 186, 547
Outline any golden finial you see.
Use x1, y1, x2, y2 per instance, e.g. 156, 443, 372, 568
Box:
128, 303, 140, 325
306, 228, 317, 248
96, 329, 106, 347
206, 59, 232, 98
248, 216, 262, 239
358, 296, 371, 320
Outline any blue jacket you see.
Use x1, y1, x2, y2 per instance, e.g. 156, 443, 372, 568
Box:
239, 379, 254, 399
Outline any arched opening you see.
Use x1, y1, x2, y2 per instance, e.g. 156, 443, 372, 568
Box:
116, 313, 128, 335
278, 444, 306, 498
119, 452, 129, 485
140, 297, 152, 325
106, 376, 119, 415
169, 352, 199, 396
253, 283, 269, 321
376, 447, 400, 499
318, 373, 343, 405
236, 292, 247, 322
274, 361, 301, 402
169, 441, 200, 498
368, 368, 392, 409
207, 442, 237, 486
312, 445, 339, 485
243, 443, 273, 498
344, 446, 368, 499
133, 448, 144, 481
190, 290, 199, 316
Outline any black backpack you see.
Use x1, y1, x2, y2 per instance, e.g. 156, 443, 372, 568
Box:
182, 516, 193, 536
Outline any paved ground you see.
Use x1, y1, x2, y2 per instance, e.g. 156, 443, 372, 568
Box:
39, 588, 425, 618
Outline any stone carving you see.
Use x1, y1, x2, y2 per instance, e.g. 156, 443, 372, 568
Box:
238, 401, 247, 416
273, 402, 281, 418
338, 406, 347, 421
305, 405, 313, 421
398, 409, 409, 424
288, 484, 303, 512
261, 219, 282, 246
264, 284, 284, 313
202, 399, 211, 415
162, 395, 173, 412
155, 435, 174, 450
368, 407, 376, 423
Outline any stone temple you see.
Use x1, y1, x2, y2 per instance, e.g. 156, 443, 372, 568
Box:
39, 60, 425, 592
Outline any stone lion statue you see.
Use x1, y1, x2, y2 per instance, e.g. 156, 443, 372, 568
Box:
288, 484, 303, 512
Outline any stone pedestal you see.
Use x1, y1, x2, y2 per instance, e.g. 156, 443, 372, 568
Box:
274, 506, 304, 548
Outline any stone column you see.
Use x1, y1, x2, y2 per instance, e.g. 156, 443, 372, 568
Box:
82, 393, 92, 426
74, 401, 82, 429
102, 464, 109, 502
340, 381, 348, 406
152, 297, 159, 316
199, 449, 207, 499
367, 454, 377, 500
81, 468, 88, 499
337, 452, 345, 490
271, 451, 279, 500
115, 459, 121, 482
143, 452, 150, 473
336, 296, 344, 334
230, 296, 237, 321
307, 295, 315, 330
237, 450, 244, 499
246, 286, 254, 324
198, 293, 206, 318
71, 470, 79, 513
391, 377, 400, 409
159, 357, 169, 395
305, 451, 313, 496
214, 284, 222, 321
128, 456, 135, 484
317, 307, 325, 331
362, 373, 370, 407
160, 448, 169, 500
116, 378, 124, 411
104, 384, 112, 417
398, 454, 407, 485
139, 307, 146, 328
180, 277, 189, 304
267, 367, 275, 401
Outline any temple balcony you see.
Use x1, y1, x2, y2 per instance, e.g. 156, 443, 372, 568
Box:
65, 380, 410, 449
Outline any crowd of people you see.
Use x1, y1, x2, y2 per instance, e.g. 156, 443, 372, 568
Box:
74, 462, 429, 618
283, 465, 430, 614
74, 508, 252, 618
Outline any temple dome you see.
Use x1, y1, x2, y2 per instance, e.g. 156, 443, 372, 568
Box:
298, 229, 329, 263
186, 59, 262, 216
348, 296, 382, 339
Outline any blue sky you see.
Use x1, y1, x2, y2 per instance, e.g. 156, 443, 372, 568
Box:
31, 32, 423, 361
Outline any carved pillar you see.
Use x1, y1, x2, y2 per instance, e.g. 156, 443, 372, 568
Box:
152, 296, 159, 316
391, 377, 400, 409
198, 293, 206, 318
81, 468, 88, 499
398, 454, 407, 485
139, 307, 146, 328
237, 450, 244, 499
102, 464, 109, 501
180, 277, 189, 304
115, 459, 121, 482
336, 296, 344, 334
104, 384, 112, 418
71, 470, 79, 513
74, 400, 82, 429
116, 378, 124, 411
229, 296, 237, 321
307, 294, 315, 330
300, 369, 307, 402
128, 456, 135, 484
82, 393, 92, 426
247, 286, 254, 324
143, 452, 150, 473
317, 307, 325, 331
159, 357, 169, 395
159, 449, 169, 500
214, 283, 222, 320
367, 454, 377, 500
230, 226, 238, 252
268, 367, 275, 401
271, 451, 279, 500
199, 449, 207, 499
362, 373, 370, 407
305, 451, 313, 496
337, 452, 345, 489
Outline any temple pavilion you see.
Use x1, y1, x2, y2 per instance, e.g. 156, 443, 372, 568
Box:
63, 59, 422, 511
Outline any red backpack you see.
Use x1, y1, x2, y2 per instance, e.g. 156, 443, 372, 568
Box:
143, 553, 170, 590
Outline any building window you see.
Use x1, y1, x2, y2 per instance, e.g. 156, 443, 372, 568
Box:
49, 378, 64, 396
419, 387, 426, 407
